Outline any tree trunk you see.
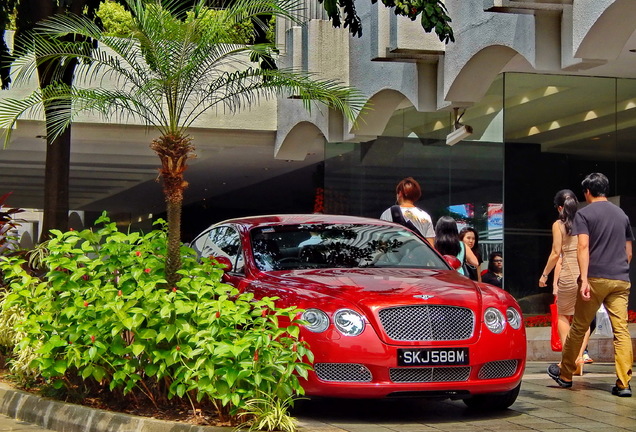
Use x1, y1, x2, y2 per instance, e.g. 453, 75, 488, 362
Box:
37, 57, 77, 242
150, 134, 195, 287
166, 193, 182, 288
24, 0, 87, 241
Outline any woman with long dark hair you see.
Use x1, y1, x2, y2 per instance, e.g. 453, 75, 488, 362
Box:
459, 227, 482, 281
539, 189, 590, 374
435, 216, 479, 276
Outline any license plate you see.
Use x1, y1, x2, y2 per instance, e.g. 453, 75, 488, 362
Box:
398, 348, 469, 366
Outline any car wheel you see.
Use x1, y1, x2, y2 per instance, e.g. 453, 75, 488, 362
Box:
463, 383, 521, 410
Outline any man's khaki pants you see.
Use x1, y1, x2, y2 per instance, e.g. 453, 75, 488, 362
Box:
560, 278, 632, 389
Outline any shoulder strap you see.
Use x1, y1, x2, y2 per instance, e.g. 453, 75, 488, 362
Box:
390, 205, 404, 223
390, 205, 424, 238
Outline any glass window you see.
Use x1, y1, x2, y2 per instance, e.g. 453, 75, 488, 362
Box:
194, 226, 245, 274
324, 77, 504, 285
250, 223, 447, 271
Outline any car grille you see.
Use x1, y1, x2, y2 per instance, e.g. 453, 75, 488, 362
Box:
314, 363, 372, 382
478, 360, 519, 380
378, 305, 474, 341
390, 367, 471, 383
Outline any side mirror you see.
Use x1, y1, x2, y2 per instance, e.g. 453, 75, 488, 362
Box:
211, 256, 233, 272
443, 255, 462, 270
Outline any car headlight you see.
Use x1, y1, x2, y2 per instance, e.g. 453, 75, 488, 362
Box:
334, 309, 365, 336
484, 307, 506, 334
302, 308, 329, 333
506, 307, 522, 330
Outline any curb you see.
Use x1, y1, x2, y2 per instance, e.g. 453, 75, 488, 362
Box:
0, 382, 232, 432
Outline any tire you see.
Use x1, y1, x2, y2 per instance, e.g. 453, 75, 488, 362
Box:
463, 383, 521, 410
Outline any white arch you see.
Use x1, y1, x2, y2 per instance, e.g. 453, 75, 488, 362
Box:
446, 45, 531, 104
350, 89, 410, 138
274, 121, 326, 161
575, 0, 636, 60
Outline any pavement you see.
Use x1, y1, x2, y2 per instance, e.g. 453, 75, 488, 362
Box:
0, 361, 635, 432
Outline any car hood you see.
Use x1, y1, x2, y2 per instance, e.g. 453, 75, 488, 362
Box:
256, 268, 482, 311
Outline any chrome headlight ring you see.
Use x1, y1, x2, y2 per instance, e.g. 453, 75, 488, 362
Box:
334, 308, 365, 336
302, 308, 330, 333
484, 307, 506, 334
506, 307, 522, 330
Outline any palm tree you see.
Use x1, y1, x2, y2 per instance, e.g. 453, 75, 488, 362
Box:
1, 0, 102, 240
0, 0, 364, 285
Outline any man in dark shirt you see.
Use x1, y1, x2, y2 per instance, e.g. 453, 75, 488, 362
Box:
548, 173, 634, 397
482, 251, 503, 288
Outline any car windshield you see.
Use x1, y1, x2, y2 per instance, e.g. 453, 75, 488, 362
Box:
250, 223, 447, 271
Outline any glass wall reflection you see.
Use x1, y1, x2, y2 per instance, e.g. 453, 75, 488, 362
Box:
324, 76, 505, 286
504, 73, 635, 311
324, 72, 636, 313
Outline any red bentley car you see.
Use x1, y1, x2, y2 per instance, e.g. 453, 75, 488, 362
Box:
190, 214, 526, 409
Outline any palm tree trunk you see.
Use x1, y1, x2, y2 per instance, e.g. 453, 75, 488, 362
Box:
26, 0, 86, 241
165, 193, 183, 288
37, 55, 77, 242
151, 134, 195, 287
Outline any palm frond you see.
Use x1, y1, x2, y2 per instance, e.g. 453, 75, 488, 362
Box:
5, 0, 366, 144
0, 90, 45, 149
180, 66, 366, 132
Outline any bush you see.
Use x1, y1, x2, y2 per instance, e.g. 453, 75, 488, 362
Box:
96, 0, 135, 37
97, 1, 265, 44
0, 213, 312, 426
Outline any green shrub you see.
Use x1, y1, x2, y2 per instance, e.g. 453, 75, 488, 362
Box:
96, 0, 135, 37
97, 1, 262, 44
0, 213, 312, 426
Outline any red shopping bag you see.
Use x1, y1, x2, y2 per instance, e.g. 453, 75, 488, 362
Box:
550, 302, 562, 352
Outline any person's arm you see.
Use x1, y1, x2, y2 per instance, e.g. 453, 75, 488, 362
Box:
426, 237, 435, 248
626, 240, 632, 264
577, 233, 591, 301
539, 221, 562, 287
465, 244, 479, 267
552, 255, 562, 297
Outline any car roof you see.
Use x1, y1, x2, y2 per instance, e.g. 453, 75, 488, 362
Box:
210, 214, 399, 230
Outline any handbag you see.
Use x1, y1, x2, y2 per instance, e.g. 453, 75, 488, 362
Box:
550, 302, 562, 351
594, 304, 613, 337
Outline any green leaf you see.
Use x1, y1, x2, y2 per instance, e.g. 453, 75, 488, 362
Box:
52, 360, 67, 375
162, 324, 176, 342
225, 368, 238, 387
92, 365, 107, 382
144, 363, 159, 377
131, 343, 145, 356
176, 383, 186, 398
138, 329, 157, 340
88, 346, 97, 360
81, 364, 94, 379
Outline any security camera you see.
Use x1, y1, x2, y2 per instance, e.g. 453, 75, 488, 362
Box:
445, 124, 473, 146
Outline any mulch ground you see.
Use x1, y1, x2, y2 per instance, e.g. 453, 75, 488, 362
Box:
0, 368, 229, 427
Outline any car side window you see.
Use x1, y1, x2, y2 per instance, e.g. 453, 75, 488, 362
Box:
221, 227, 245, 274
201, 226, 244, 274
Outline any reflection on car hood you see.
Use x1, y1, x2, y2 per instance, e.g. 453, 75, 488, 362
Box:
257, 268, 482, 310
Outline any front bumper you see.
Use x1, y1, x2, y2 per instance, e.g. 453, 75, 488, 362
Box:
299, 325, 526, 399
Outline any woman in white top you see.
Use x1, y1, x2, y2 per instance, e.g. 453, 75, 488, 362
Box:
380, 177, 435, 246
